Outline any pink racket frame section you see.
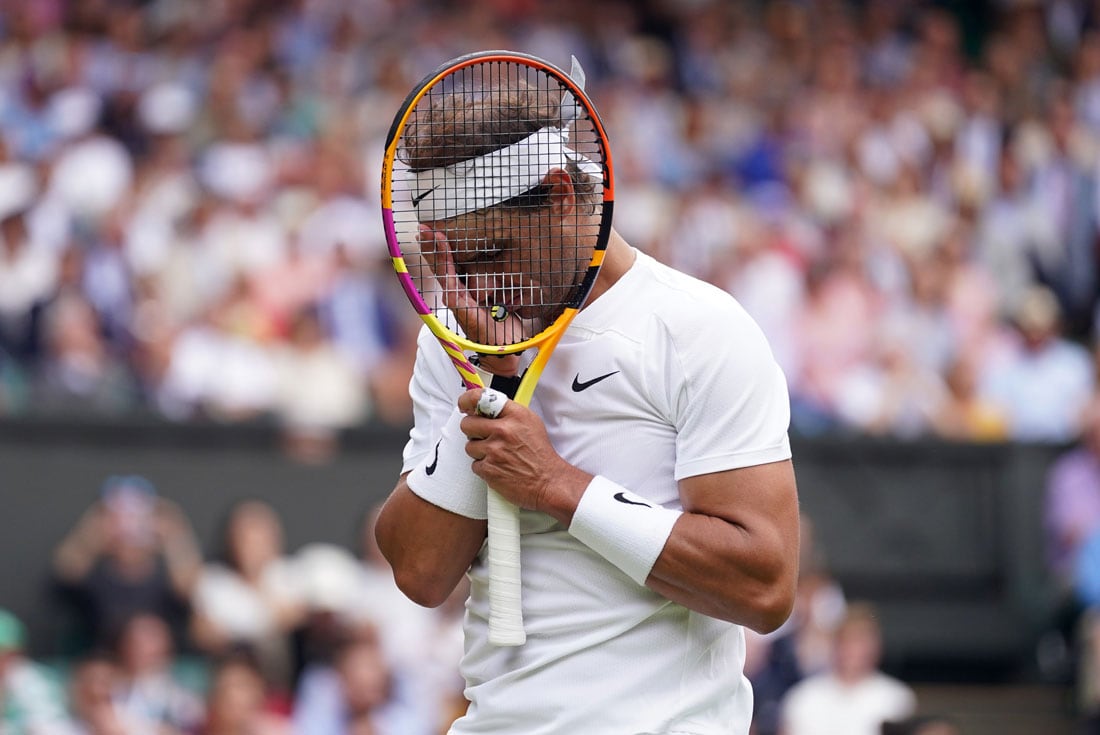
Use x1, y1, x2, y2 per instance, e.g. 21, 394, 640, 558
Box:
383, 207, 481, 389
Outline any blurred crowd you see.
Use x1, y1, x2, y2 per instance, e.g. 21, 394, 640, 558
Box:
3, 475, 468, 735
1, 475, 960, 735
2, 0, 1100, 449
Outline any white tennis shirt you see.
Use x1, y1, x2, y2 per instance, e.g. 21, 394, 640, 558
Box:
401, 249, 793, 734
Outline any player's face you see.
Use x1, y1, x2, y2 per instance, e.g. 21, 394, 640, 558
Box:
446, 213, 575, 321
441, 173, 596, 326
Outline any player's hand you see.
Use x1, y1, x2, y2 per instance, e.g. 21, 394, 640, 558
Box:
420, 225, 525, 377
457, 389, 587, 518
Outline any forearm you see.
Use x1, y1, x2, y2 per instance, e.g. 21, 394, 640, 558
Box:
375, 476, 487, 608
646, 513, 796, 633
545, 463, 799, 634
650, 462, 799, 632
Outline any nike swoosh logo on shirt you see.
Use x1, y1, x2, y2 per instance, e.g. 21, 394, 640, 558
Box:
425, 439, 441, 475
571, 370, 620, 392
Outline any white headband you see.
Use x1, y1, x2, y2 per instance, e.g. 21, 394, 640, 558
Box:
408, 56, 598, 222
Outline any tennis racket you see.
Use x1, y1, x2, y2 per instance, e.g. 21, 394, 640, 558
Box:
380, 50, 614, 646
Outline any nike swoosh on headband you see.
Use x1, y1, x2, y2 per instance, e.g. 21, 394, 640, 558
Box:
412, 185, 438, 207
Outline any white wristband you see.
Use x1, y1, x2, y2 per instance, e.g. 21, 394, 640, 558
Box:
406, 409, 487, 519
567, 476, 682, 585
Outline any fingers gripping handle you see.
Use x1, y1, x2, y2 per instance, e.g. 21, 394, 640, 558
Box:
477, 387, 526, 646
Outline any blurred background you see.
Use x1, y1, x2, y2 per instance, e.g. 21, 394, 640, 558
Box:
1, 0, 1099, 733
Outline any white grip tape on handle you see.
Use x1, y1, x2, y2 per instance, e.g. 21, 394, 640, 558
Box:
476, 387, 507, 418
486, 488, 525, 645
475, 386, 525, 646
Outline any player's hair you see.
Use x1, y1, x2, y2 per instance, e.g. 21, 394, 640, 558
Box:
398, 84, 600, 214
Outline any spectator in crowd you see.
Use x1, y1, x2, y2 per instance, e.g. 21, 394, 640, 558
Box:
929, 353, 1009, 442
789, 234, 882, 435
787, 517, 850, 680
33, 285, 140, 415
80, 205, 137, 360
747, 515, 847, 735
290, 541, 369, 677
779, 603, 916, 735
271, 304, 368, 464
0, 608, 75, 735
1021, 85, 1097, 337
114, 612, 204, 735
1046, 397, 1100, 600
44, 87, 134, 232
190, 499, 305, 701
746, 628, 801, 735
973, 139, 1036, 322
291, 627, 433, 735
67, 652, 160, 735
199, 652, 290, 735
52, 475, 202, 652
981, 284, 1095, 443
422, 579, 471, 734
289, 535, 465, 733
342, 503, 464, 734
315, 241, 419, 426
156, 276, 280, 423
832, 322, 948, 438
0, 169, 50, 349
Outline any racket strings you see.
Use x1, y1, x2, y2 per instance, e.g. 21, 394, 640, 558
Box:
394, 60, 605, 349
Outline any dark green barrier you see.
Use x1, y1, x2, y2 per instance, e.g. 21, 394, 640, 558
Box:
792, 436, 1066, 681
0, 417, 1070, 682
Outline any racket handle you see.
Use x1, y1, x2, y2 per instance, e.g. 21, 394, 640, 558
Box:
486, 487, 526, 646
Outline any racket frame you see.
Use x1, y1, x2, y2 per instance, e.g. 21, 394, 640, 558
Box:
381, 50, 614, 645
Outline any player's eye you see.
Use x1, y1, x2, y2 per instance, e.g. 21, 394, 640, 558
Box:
458, 242, 506, 266
474, 247, 505, 263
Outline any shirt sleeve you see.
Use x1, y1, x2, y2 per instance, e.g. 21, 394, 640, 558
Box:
401, 324, 464, 474
660, 295, 792, 480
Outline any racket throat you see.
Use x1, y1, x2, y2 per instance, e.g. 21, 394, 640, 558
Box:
472, 361, 525, 399
489, 371, 524, 398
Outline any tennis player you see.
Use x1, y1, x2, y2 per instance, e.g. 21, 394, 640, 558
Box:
375, 66, 800, 735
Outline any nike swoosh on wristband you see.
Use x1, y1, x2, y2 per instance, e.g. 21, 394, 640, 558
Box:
613, 491, 651, 508
571, 370, 619, 392
425, 439, 441, 475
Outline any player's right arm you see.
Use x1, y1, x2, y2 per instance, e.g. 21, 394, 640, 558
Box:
375, 324, 490, 608
375, 478, 486, 607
